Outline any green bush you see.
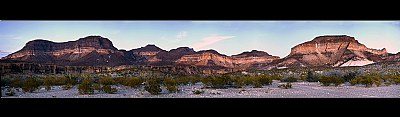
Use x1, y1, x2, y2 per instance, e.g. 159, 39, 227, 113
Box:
257, 75, 273, 85
11, 78, 23, 88
202, 75, 232, 88
374, 80, 382, 87
350, 78, 360, 86
280, 76, 297, 82
192, 90, 204, 94
319, 75, 344, 86
116, 76, 142, 88
306, 71, 319, 82
102, 85, 118, 94
93, 83, 101, 91
360, 76, 374, 87
22, 77, 40, 93
144, 78, 162, 95
233, 76, 245, 88
353, 74, 384, 87
343, 72, 357, 82
253, 82, 262, 88
125, 77, 142, 88
61, 84, 73, 90
78, 78, 94, 95
393, 77, 400, 85
333, 77, 345, 86
99, 76, 115, 85
163, 77, 178, 93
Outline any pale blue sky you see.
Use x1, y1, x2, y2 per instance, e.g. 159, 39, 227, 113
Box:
0, 21, 399, 58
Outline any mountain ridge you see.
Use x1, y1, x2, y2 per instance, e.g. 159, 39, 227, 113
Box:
2, 35, 399, 71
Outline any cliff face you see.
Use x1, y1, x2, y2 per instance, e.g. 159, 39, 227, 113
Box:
175, 50, 280, 69
4, 36, 129, 66
272, 35, 388, 68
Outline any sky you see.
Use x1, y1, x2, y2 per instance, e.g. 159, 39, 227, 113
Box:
0, 21, 399, 58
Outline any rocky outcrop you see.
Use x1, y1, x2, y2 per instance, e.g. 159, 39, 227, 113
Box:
267, 35, 389, 68
4, 36, 130, 66
175, 50, 280, 69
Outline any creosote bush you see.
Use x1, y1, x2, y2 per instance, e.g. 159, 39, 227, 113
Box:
306, 71, 319, 82
102, 85, 118, 94
99, 76, 115, 85
144, 78, 162, 95
280, 76, 297, 82
78, 78, 94, 95
163, 77, 178, 93
22, 77, 41, 93
192, 90, 204, 94
116, 76, 142, 88
319, 75, 344, 86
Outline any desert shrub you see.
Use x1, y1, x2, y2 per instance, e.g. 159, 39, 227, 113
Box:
43, 76, 54, 91
61, 84, 73, 90
360, 76, 374, 87
10, 78, 23, 88
257, 75, 273, 85
78, 78, 94, 95
280, 76, 297, 82
116, 76, 142, 88
319, 75, 344, 86
343, 72, 357, 82
333, 77, 344, 86
306, 71, 319, 82
202, 75, 232, 88
99, 76, 115, 85
253, 82, 262, 88
233, 76, 246, 88
125, 77, 142, 88
270, 74, 282, 80
144, 78, 162, 95
175, 76, 190, 85
163, 77, 178, 93
394, 77, 400, 85
92, 83, 101, 91
185, 75, 201, 85
354, 74, 383, 87
5, 88, 15, 96
64, 74, 79, 85
192, 90, 204, 94
350, 78, 359, 86
22, 77, 41, 93
102, 85, 118, 94
278, 83, 292, 89
374, 80, 382, 87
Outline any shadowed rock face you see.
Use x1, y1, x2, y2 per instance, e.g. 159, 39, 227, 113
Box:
266, 35, 389, 68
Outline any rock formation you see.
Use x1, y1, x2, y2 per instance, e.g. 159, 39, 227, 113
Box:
264, 35, 389, 69
2, 35, 398, 73
4, 36, 130, 66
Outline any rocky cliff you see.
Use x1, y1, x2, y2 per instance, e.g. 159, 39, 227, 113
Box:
265, 35, 389, 69
4, 36, 130, 66
175, 50, 280, 69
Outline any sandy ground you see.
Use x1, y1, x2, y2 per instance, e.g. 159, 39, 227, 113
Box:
2, 80, 399, 98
